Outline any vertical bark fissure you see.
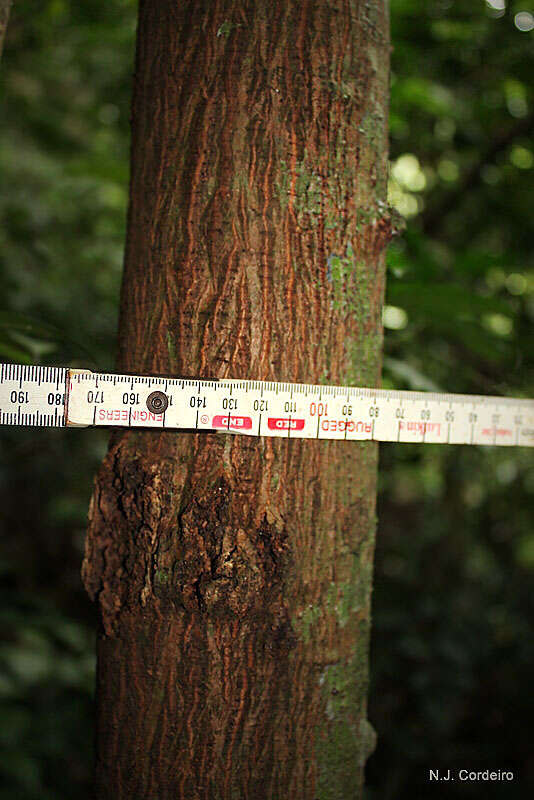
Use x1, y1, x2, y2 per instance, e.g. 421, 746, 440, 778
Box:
85, 1, 392, 797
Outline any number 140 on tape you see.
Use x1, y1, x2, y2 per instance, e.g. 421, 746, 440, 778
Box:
64, 370, 534, 447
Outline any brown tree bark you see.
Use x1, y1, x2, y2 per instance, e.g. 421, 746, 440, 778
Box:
84, 1, 391, 797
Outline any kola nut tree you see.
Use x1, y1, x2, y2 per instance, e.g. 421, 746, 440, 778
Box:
83, 1, 393, 797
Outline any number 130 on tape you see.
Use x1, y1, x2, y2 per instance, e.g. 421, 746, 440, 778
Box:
65, 368, 533, 447
0, 364, 533, 447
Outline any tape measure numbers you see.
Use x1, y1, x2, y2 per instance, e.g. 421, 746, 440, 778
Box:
0, 363, 67, 427
1, 362, 533, 447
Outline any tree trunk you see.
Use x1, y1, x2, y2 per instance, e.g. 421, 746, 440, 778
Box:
84, 1, 391, 797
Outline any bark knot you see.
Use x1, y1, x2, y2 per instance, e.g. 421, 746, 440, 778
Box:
171, 478, 292, 620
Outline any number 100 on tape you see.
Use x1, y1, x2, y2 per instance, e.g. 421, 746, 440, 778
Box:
65, 370, 534, 447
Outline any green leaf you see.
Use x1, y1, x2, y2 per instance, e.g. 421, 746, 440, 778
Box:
0, 311, 97, 364
382, 357, 442, 392
387, 281, 511, 320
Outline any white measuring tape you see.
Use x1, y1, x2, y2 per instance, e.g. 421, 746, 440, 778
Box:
0, 362, 533, 447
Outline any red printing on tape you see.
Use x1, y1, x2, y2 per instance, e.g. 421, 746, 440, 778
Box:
212, 415, 252, 430
267, 418, 305, 431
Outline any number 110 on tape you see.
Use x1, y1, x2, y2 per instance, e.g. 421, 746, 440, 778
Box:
66, 372, 534, 447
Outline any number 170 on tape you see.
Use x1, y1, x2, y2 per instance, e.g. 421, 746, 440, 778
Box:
66, 371, 534, 447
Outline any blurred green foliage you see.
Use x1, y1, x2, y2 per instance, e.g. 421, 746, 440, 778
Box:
0, 1, 533, 798
368, 1, 534, 798
0, 2, 135, 797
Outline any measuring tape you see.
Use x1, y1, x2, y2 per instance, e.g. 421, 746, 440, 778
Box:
0, 362, 533, 447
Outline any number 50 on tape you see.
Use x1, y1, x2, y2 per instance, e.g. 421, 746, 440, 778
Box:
0, 363, 533, 447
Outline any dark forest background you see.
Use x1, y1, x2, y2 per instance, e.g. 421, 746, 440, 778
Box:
0, 1, 533, 797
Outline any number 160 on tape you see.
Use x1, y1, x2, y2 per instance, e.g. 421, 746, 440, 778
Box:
65, 370, 534, 447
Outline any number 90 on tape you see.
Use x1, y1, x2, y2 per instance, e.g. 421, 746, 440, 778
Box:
65, 371, 534, 447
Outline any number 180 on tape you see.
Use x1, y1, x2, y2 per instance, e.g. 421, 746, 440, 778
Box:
0, 363, 533, 447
